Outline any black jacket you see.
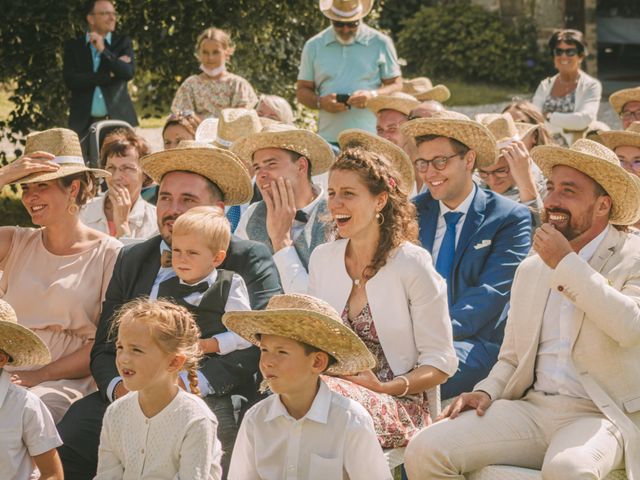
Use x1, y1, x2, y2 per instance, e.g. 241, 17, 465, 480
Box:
90, 235, 283, 401
63, 32, 138, 134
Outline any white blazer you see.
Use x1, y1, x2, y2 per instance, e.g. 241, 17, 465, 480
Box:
532, 70, 602, 131
308, 239, 458, 378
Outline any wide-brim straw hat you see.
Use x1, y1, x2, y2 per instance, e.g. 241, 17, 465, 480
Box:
609, 86, 640, 114
223, 294, 376, 375
598, 122, 640, 151
402, 77, 451, 103
232, 122, 335, 176
141, 141, 252, 206
400, 111, 498, 168
195, 118, 219, 143
366, 92, 420, 116
214, 108, 262, 150
476, 113, 538, 149
12, 128, 109, 184
320, 0, 373, 21
532, 139, 640, 225
338, 129, 415, 192
0, 300, 51, 367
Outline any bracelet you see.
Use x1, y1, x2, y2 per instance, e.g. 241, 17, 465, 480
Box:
396, 375, 410, 397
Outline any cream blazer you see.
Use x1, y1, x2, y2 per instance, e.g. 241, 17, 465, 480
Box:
475, 227, 640, 480
308, 239, 458, 378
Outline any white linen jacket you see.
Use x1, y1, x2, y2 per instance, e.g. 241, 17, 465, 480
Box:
308, 239, 458, 378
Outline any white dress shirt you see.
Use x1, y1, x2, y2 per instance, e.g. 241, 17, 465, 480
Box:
228, 380, 392, 480
534, 226, 609, 398
432, 183, 477, 263
0, 369, 62, 480
96, 390, 222, 480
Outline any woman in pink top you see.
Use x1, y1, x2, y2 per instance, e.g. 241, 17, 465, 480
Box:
0, 128, 121, 422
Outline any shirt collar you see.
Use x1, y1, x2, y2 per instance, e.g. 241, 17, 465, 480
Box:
298, 185, 324, 218
86, 31, 112, 45
578, 225, 610, 262
438, 182, 477, 217
264, 380, 332, 424
324, 24, 372, 46
0, 369, 11, 409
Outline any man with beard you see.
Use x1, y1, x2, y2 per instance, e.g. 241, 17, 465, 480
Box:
405, 139, 640, 480
57, 143, 283, 479
296, 0, 402, 146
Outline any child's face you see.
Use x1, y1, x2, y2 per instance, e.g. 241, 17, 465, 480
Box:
259, 335, 326, 396
171, 233, 225, 284
115, 320, 180, 393
197, 39, 227, 70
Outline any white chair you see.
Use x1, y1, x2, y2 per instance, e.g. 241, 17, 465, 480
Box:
466, 465, 627, 480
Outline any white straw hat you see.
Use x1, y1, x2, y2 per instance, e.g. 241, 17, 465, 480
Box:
367, 92, 420, 116
402, 77, 451, 103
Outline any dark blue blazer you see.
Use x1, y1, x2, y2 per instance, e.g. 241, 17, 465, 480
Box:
415, 186, 532, 348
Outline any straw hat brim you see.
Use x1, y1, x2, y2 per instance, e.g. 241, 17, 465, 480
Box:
597, 131, 640, 151
338, 129, 416, 192
321, 0, 373, 21
223, 308, 376, 375
515, 122, 538, 140
415, 85, 451, 103
532, 145, 640, 225
367, 96, 419, 116
609, 89, 640, 114
13, 165, 110, 185
0, 321, 51, 367
232, 130, 335, 176
140, 147, 253, 206
401, 118, 498, 168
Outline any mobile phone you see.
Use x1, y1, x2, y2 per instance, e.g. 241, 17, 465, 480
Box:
336, 93, 351, 105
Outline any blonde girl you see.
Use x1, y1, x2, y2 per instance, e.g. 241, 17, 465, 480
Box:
95, 298, 222, 480
171, 27, 258, 119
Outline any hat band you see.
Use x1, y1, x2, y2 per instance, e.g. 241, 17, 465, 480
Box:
215, 137, 233, 148
53, 155, 85, 166
331, 4, 363, 17
497, 134, 521, 150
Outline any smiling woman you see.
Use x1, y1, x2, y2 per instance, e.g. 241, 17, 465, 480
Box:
0, 128, 122, 423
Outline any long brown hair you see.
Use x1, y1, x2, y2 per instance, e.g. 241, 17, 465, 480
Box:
330, 147, 419, 280
502, 99, 554, 146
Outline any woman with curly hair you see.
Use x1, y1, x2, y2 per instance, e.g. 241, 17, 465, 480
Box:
308, 147, 458, 448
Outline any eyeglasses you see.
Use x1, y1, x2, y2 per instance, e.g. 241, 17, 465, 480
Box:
414, 153, 460, 173
620, 109, 640, 121
553, 47, 579, 57
92, 10, 117, 17
478, 166, 510, 179
105, 164, 141, 176
332, 20, 360, 29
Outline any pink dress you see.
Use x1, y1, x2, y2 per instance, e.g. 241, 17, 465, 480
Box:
0, 227, 121, 422
322, 303, 431, 449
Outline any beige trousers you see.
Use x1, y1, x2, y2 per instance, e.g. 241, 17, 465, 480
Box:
404, 390, 625, 480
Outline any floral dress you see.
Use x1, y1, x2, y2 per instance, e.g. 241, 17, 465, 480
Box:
543, 90, 576, 146
322, 304, 431, 448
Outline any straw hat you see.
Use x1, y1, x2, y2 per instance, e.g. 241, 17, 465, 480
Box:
598, 122, 640, 151
214, 108, 262, 150
532, 139, 640, 225
194, 118, 219, 143
366, 92, 420, 116
11, 128, 109, 184
0, 300, 51, 367
338, 129, 415, 191
476, 113, 537, 149
140, 142, 253, 206
231, 122, 335, 176
609, 86, 640, 114
400, 111, 498, 168
320, 0, 373, 21
223, 293, 376, 375
402, 77, 451, 103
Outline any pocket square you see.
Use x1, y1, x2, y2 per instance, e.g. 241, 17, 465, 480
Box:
473, 239, 492, 250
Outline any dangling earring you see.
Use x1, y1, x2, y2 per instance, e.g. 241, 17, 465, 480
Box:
375, 212, 384, 225
67, 200, 79, 215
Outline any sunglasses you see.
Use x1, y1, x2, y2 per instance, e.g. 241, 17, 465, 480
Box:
553, 47, 579, 57
332, 20, 360, 29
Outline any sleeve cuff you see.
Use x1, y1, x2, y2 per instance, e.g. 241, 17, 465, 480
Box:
214, 331, 251, 355
106, 376, 122, 403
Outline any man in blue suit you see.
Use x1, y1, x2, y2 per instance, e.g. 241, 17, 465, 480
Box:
401, 111, 532, 398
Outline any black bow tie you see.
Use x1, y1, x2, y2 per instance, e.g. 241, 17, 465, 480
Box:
295, 210, 309, 223
169, 280, 210, 298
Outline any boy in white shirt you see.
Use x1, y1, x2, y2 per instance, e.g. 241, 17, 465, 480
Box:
0, 299, 63, 480
223, 293, 393, 480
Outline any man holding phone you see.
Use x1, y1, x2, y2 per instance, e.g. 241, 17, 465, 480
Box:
296, 0, 402, 146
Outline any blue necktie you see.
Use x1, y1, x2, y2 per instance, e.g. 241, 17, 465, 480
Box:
226, 205, 242, 232
435, 211, 463, 282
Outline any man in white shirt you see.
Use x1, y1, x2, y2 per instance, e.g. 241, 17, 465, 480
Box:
405, 139, 640, 480
233, 123, 335, 293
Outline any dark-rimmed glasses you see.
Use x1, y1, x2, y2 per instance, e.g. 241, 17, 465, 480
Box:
478, 166, 510, 179
414, 153, 460, 173
332, 20, 360, 29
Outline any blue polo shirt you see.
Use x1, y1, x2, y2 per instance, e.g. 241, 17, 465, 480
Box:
298, 24, 401, 143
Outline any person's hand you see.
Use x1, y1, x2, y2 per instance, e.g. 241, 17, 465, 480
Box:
88, 32, 106, 53
533, 223, 573, 268
118, 55, 131, 63
108, 184, 133, 238
263, 177, 295, 252
438, 391, 492, 421
0, 152, 59, 188
199, 338, 220, 355
340, 369, 385, 393
501, 140, 538, 201
10, 368, 49, 388
113, 380, 129, 400
319, 94, 349, 113
347, 90, 374, 109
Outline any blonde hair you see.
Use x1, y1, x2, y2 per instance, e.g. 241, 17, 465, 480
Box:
195, 27, 235, 56
111, 298, 203, 395
172, 206, 231, 254
257, 95, 295, 125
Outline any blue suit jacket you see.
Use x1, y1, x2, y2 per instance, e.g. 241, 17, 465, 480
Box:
415, 186, 532, 350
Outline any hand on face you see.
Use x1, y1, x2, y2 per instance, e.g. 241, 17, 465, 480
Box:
262, 177, 296, 252
0, 151, 59, 187
533, 223, 573, 268
109, 183, 133, 237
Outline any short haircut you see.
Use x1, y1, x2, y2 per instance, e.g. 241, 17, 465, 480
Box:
548, 29, 588, 56
84, 0, 111, 16
161, 170, 225, 203
283, 149, 312, 182
100, 128, 150, 169
299, 341, 337, 370
415, 134, 471, 157
172, 206, 231, 254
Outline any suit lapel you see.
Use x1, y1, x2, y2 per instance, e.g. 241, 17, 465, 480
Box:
416, 194, 439, 253
134, 236, 162, 296
453, 187, 486, 271
519, 258, 552, 369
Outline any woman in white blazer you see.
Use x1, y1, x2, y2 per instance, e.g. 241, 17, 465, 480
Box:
532, 29, 602, 143
308, 147, 458, 448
